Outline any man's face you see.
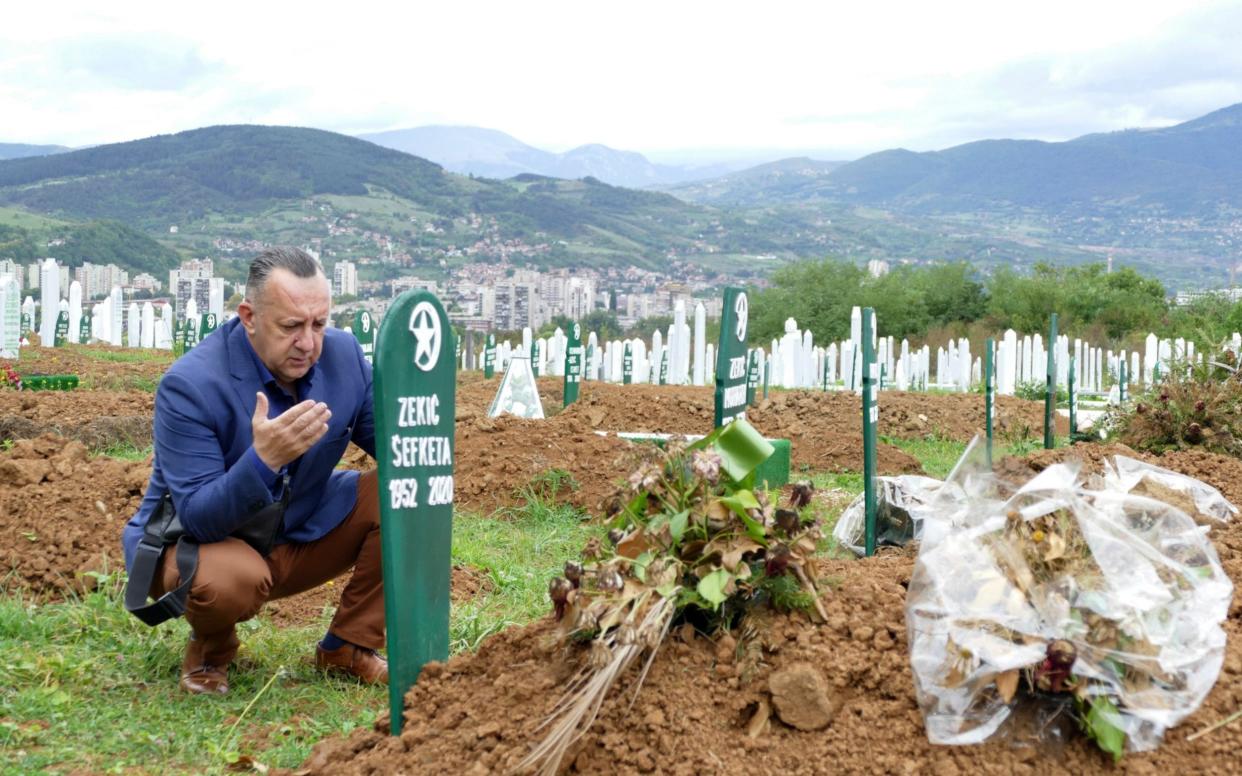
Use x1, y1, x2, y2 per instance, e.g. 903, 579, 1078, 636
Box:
238, 269, 331, 388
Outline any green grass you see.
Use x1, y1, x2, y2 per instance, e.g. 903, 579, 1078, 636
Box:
93, 442, 153, 462
65, 345, 174, 365
0, 485, 599, 775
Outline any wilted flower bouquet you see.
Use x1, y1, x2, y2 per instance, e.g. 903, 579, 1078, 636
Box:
907, 452, 1233, 760
522, 419, 825, 774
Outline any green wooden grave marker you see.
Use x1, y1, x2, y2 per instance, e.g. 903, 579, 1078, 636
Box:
79, 313, 90, 344
1068, 354, 1078, 438
862, 307, 878, 557
53, 311, 68, 347
532, 339, 543, 377
483, 333, 496, 379
563, 322, 583, 407
352, 310, 375, 365
174, 319, 187, 354
200, 312, 218, 340
622, 342, 633, 385
1119, 359, 1127, 404
713, 287, 749, 427
985, 337, 995, 467
1044, 313, 1057, 450
374, 290, 457, 736
22, 310, 33, 336
184, 317, 199, 349
659, 348, 668, 385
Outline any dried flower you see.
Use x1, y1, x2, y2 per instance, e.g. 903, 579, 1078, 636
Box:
789, 480, 814, 509
597, 568, 624, 592
1159, 392, 1170, 403
1186, 422, 1204, 444
775, 508, 801, 536
1195, 400, 1206, 413
690, 450, 722, 484
765, 545, 792, 577
548, 577, 573, 619
564, 560, 583, 586
1136, 403, 1147, 415
627, 461, 661, 493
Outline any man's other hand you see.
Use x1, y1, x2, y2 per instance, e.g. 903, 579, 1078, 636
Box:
252, 392, 332, 470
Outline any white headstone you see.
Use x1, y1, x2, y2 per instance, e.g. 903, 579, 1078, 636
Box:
68, 281, 83, 344
39, 258, 59, 346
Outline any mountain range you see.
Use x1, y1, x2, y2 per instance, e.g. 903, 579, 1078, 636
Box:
2, 103, 1241, 288
358, 126, 743, 188
670, 103, 1242, 217
0, 142, 69, 161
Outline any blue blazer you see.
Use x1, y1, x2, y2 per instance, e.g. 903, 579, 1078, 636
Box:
123, 317, 376, 569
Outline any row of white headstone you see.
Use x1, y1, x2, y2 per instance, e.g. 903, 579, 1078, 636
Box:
473, 303, 1238, 398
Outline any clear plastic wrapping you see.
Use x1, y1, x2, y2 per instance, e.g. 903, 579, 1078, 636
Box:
906, 449, 1233, 754
832, 474, 943, 556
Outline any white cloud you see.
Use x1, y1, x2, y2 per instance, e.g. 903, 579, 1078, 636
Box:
0, 0, 1237, 158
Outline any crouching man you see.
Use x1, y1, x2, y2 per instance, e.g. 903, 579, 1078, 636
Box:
122, 247, 385, 694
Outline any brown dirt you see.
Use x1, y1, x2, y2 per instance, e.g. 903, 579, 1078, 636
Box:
300, 444, 1242, 776
0, 389, 154, 450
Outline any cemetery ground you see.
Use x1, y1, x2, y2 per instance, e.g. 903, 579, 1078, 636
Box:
2, 349, 1239, 774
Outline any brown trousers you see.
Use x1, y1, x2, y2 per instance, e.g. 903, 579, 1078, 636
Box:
153, 470, 383, 667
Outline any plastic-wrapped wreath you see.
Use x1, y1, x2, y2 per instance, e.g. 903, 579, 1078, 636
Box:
907, 445, 1234, 760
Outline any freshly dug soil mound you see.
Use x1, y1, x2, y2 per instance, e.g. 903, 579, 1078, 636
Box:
301, 446, 1242, 775
7, 343, 172, 390
0, 435, 491, 618
0, 390, 154, 450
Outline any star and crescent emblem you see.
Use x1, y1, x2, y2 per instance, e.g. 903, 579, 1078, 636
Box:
735, 293, 748, 342
408, 301, 441, 371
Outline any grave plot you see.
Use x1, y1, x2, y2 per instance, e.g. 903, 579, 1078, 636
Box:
0, 389, 153, 450
301, 442, 1242, 775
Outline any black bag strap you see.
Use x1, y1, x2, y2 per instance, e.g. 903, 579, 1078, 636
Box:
124, 494, 200, 627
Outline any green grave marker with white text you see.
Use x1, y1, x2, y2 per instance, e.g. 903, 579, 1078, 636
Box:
200, 312, 218, 340
352, 311, 375, 365
563, 322, 583, 407
622, 342, 633, 385
375, 290, 456, 735
79, 313, 90, 344
861, 307, 878, 557
659, 349, 668, 385
713, 287, 749, 427
532, 339, 543, 377
54, 311, 68, 346
174, 320, 187, 353
483, 334, 496, 379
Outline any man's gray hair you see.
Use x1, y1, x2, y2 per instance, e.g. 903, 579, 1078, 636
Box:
246, 247, 324, 302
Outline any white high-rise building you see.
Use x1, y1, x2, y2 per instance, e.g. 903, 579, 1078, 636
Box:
333, 260, 358, 298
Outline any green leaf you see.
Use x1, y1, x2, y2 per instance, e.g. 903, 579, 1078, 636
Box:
696, 568, 731, 609
669, 509, 690, 542
633, 551, 654, 583
1083, 696, 1126, 762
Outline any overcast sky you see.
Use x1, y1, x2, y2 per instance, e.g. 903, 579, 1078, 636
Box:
3, 0, 1240, 161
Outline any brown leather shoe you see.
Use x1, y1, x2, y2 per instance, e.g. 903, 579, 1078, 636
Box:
315, 643, 388, 684
180, 664, 229, 695
179, 633, 234, 695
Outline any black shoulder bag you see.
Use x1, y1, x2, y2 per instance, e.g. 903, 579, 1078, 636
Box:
124, 476, 291, 626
